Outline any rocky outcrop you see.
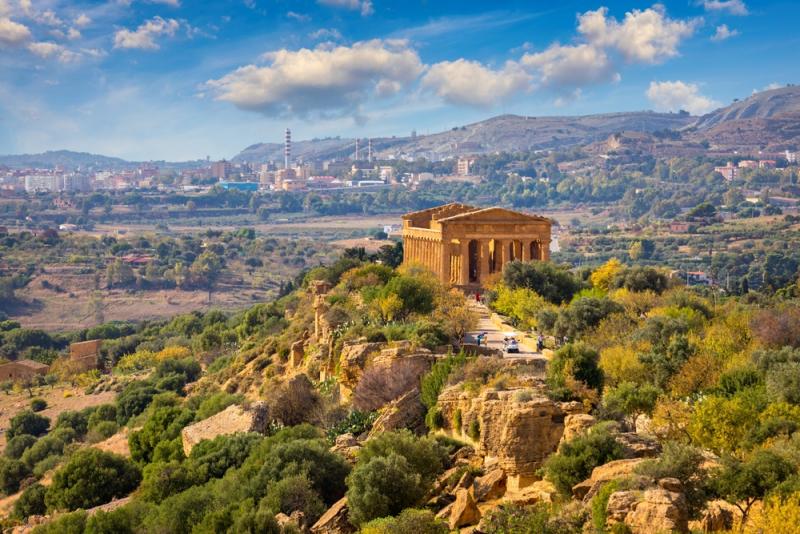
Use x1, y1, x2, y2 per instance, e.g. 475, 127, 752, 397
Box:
337, 341, 385, 395
691, 500, 737, 533
437, 387, 565, 488
180, 403, 268, 456
572, 458, 646, 500
606, 491, 639, 523
440, 488, 481, 529
311, 497, 354, 534
330, 433, 361, 464
617, 432, 662, 459
473, 469, 506, 501
367, 388, 426, 438
560, 413, 596, 445
623, 488, 689, 534
502, 479, 558, 506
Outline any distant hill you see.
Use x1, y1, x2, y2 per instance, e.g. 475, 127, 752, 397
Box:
689, 85, 800, 152
0, 150, 133, 170
233, 111, 696, 164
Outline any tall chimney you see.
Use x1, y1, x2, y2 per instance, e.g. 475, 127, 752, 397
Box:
284, 128, 291, 169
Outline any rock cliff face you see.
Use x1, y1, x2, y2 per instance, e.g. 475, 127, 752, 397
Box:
180, 402, 268, 455
437, 386, 566, 488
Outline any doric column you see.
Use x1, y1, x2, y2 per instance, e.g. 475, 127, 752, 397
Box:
497, 239, 507, 269
460, 240, 470, 285
521, 240, 531, 262
479, 240, 491, 283
541, 240, 550, 261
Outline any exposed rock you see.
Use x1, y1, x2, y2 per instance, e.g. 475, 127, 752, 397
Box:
311, 497, 355, 534
275, 510, 306, 530
617, 432, 662, 459
456, 470, 476, 491
181, 402, 268, 456
437, 387, 565, 486
433, 464, 469, 495
290, 339, 306, 368
560, 413, 596, 445
337, 341, 385, 395
473, 469, 507, 502
691, 500, 737, 533
330, 433, 361, 464
606, 491, 639, 524
447, 488, 481, 529
572, 458, 646, 500
624, 489, 689, 534
658, 477, 683, 493
502, 480, 557, 505
367, 387, 426, 438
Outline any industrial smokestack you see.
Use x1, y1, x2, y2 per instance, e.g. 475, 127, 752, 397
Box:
284, 128, 291, 169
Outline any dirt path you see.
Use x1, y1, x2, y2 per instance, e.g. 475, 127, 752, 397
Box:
466, 300, 548, 364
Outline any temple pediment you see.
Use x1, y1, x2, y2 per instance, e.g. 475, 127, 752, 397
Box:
438, 207, 550, 224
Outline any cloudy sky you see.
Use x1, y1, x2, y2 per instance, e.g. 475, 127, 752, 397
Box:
0, 0, 796, 160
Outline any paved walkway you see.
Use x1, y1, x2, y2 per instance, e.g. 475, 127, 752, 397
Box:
466, 300, 547, 363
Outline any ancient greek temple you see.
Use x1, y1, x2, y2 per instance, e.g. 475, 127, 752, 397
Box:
401, 203, 552, 286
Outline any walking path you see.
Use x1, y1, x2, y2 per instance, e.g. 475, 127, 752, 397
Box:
466, 300, 548, 363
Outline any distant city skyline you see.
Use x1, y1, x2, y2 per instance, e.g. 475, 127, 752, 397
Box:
1, 0, 797, 161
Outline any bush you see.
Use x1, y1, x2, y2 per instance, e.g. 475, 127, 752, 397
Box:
21, 432, 71, 469
14, 482, 47, 519
85, 507, 138, 534
353, 358, 427, 411
477, 502, 558, 534
31, 510, 87, 534
326, 410, 378, 441
88, 421, 119, 443
602, 382, 661, 428
116, 381, 158, 424
139, 460, 203, 502
766, 362, 800, 405
360, 508, 448, 534
635, 441, 708, 516
357, 430, 447, 485
87, 404, 117, 429
189, 432, 261, 480
30, 398, 47, 412
45, 449, 141, 511
262, 475, 325, 524
266, 375, 322, 426
8, 410, 50, 439
5, 434, 37, 459
193, 391, 242, 420
129, 406, 194, 464
502, 261, 580, 304
255, 439, 350, 505
347, 453, 426, 525
543, 423, 624, 495
0, 457, 31, 495
546, 343, 603, 401
55, 410, 89, 438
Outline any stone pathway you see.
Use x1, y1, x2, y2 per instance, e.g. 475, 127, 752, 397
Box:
466, 300, 548, 363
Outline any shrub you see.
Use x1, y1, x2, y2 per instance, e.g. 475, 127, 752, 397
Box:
5, 434, 37, 459
21, 433, 71, 469
87, 404, 117, 429
602, 382, 661, 429
347, 453, 425, 525
0, 457, 31, 495
8, 410, 50, 439
31, 510, 87, 534
325, 410, 378, 441
30, 398, 47, 412
84, 507, 138, 534
45, 449, 141, 512
546, 343, 603, 401
543, 423, 624, 495
88, 421, 119, 443
255, 439, 350, 505
14, 483, 47, 519
591, 480, 620, 532
189, 432, 261, 480
116, 381, 158, 424
266, 375, 322, 426
353, 358, 427, 411
139, 460, 203, 502
193, 391, 242, 420
479, 502, 558, 534
360, 508, 448, 534
357, 430, 447, 485
55, 410, 89, 438
635, 442, 708, 516
129, 406, 194, 464
766, 362, 800, 405
262, 475, 325, 524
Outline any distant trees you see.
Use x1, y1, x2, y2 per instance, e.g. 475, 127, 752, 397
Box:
502, 261, 580, 304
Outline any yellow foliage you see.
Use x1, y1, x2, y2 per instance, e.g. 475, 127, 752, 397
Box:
746, 493, 800, 534
609, 287, 658, 317
116, 350, 156, 373
599, 344, 648, 387
155, 346, 192, 361
584, 314, 641, 350
701, 311, 752, 363
491, 283, 550, 331
688, 394, 761, 456
590, 258, 623, 291
650, 397, 692, 442
74, 370, 101, 388
378, 293, 403, 322
669, 352, 723, 398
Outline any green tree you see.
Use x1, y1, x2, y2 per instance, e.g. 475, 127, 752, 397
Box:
347, 453, 426, 525
502, 260, 580, 304
7, 410, 50, 439
360, 509, 448, 534
711, 450, 796, 530
603, 381, 661, 429
13, 483, 47, 519
45, 449, 141, 512
543, 423, 624, 495
0, 457, 31, 495
546, 343, 604, 401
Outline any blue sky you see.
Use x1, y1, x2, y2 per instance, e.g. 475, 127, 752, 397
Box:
0, 0, 797, 161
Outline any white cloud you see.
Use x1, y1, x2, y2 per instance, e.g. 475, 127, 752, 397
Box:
0, 17, 30, 45
711, 24, 738, 41
646, 80, 720, 115
207, 39, 423, 117
114, 16, 180, 50
578, 5, 699, 64
318, 0, 373, 17
521, 43, 618, 88
74, 14, 91, 28
149, 0, 181, 6
37, 9, 64, 27
27, 41, 81, 63
67, 27, 81, 40
0, 0, 9, 17
18, 0, 32, 16
287, 11, 310, 22
422, 59, 532, 107
309, 28, 342, 41
753, 82, 783, 94
701, 0, 748, 16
